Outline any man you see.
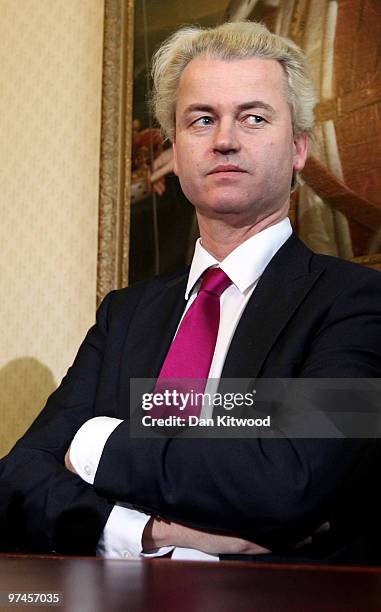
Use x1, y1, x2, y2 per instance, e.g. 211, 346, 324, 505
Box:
1, 21, 381, 564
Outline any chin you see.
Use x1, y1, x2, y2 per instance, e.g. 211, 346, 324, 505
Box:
197, 200, 255, 221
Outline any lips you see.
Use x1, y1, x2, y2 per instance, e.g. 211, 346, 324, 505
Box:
208, 165, 245, 174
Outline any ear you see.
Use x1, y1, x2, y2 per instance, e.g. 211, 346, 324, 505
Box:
292, 132, 308, 173
172, 141, 179, 176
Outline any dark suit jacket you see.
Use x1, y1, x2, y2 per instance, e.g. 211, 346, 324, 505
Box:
1, 234, 381, 563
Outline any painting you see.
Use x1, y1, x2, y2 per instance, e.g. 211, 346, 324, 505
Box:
128, 0, 231, 285
97, 0, 381, 301
264, 0, 381, 270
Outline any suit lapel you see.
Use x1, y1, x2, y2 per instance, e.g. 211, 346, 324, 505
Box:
122, 270, 188, 381
120, 235, 323, 414
221, 234, 323, 379
117, 270, 189, 417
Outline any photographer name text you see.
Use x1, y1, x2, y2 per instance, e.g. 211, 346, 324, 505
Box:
141, 415, 271, 428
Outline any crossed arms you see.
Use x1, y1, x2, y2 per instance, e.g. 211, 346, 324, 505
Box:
1, 265, 381, 556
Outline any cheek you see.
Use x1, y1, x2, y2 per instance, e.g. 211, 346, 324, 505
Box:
179, 171, 202, 197
176, 147, 202, 181
267, 139, 293, 169
177, 167, 205, 204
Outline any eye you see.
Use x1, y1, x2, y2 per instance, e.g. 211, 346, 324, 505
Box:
192, 116, 214, 127
244, 114, 266, 126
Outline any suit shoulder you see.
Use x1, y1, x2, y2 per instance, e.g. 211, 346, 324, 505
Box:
101, 266, 190, 315
310, 251, 381, 286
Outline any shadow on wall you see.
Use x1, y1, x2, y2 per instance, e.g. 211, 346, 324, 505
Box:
0, 358, 56, 458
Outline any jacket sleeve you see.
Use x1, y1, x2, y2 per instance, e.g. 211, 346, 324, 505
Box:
93, 273, 381, 549
0, 293, 115, 554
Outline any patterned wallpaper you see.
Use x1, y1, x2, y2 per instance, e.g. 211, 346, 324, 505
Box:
0, 0, 105, 456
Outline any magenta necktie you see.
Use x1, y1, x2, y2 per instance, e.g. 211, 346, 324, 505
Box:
154, 267, 232, 417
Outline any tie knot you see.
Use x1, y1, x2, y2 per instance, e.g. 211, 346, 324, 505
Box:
199, 267, 232, 297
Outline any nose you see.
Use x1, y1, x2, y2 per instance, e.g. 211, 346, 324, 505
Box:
212, 118, 240, 155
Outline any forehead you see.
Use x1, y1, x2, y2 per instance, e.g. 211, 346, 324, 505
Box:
176, 56, 289, 112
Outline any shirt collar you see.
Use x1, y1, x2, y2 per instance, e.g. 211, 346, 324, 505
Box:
185, 217, 292, 299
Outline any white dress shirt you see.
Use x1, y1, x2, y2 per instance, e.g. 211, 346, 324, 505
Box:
69, 218, 292, 560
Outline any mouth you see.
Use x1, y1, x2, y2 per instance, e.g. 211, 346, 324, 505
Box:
208, 165, 246, 175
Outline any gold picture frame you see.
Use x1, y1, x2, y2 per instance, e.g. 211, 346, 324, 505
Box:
97, 0, 381, 305
96, 0, 134, 306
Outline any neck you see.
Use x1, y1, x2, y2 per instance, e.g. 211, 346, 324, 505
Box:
196, 204, 289, 261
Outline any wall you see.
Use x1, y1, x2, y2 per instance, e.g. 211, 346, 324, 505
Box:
0, 0, 105, 456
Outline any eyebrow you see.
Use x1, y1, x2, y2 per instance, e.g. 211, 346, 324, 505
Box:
182, 100, 276, 116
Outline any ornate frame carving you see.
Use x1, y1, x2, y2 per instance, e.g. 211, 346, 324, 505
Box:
351, 254, 381, 273
96, 0, 134, 306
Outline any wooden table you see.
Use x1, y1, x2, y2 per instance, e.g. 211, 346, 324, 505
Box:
1, 555, 381, 611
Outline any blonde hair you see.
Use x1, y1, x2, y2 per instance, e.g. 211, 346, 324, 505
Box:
151, 21, 316, 141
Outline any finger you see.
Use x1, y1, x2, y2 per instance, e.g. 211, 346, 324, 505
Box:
152, 158, 165, 172
64, 448, 76, 473
293, 521, 330, 549
313, 521, 330, 535
294, 536, 312, 549
152, 148, 173, 169
248, 545, 271, 555
150, 161, 173, 183
153, 179, 166, 196
233, 539, 270, 555
150, 170, 162, 183
151, 150, 174, 179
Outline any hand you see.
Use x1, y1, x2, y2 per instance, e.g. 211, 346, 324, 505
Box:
148, 148, 174, 196
143, 518, 270, 556
295, 521, 330, 548
64, 445, 76, 474
143, 518, 331, 556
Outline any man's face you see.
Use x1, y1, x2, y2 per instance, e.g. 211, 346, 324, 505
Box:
172, 56, 308, 225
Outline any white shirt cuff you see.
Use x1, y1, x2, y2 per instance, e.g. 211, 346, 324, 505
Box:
69, 417, 173, 559
69, 416, 122, 484
97, 505, 174, 559
70, 417, 217, 561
